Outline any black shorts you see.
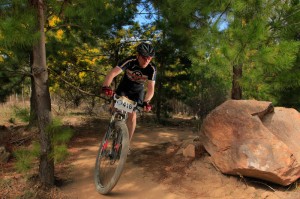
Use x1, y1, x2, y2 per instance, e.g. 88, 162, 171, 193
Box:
115, 88, 144, 106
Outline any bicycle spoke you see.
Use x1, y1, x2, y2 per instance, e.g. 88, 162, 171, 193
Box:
94, 121, 129, 194
96, 129, 123, 186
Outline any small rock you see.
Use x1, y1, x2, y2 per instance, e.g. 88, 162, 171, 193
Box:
183, 144, 195, 158
176, 148, 183, 155
181, 139, 194, 148
0, 146, 10, 163
166, 146, 176, 155
261, 192, 270, 199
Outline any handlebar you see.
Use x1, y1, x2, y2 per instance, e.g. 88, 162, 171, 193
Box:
103, 94, 145, 113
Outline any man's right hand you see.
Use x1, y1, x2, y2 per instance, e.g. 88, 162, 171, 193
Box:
102, 86, 114, 97
143, 101, 152, 112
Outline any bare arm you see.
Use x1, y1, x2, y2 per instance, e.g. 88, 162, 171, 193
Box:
144, 80, 155, 102
102, 67, 123, 87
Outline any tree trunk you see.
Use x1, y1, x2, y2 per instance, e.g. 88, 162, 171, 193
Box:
31, 0, 54, 186
29, 51, 38, 127
231, 64, 243, 100
156, 77, 162, 120
155, 59, 166, 121
113, 46, 120, 89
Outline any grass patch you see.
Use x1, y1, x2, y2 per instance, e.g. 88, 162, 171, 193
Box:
13, 149, 35, 173
13, 106, 30, 123
293, 179, 300, 191
47, 118, 73, 163
13, 118, 74, 173
0, 178, 12, 189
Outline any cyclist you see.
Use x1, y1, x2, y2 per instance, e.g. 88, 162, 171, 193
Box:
102, 42, 156, 144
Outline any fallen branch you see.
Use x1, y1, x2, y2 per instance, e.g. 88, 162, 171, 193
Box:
10, 136, 33, 146
249, 180, 276, 192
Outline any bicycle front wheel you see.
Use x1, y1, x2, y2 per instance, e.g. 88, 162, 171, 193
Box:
94, 121, 129, 194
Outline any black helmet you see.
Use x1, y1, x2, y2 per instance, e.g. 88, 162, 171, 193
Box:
137, 42, 155, 57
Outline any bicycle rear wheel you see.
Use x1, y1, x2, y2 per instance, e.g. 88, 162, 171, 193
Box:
94, 121, 129, 194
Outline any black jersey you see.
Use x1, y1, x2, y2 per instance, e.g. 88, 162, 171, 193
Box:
116, 56, 156, 94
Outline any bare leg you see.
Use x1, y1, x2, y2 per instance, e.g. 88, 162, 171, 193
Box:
126, 111, 137, 142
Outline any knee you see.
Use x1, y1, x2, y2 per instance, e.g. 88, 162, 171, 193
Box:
128, 112, 137, 122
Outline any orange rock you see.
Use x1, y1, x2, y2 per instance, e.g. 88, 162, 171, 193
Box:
201, 100, 300, 186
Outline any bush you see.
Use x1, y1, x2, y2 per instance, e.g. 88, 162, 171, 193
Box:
13, 106, 30, 123
13, 149, 34, 173
47, 118, 74, 163
13, 117, 74, 173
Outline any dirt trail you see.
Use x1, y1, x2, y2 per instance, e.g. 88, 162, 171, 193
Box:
59, 118, 300, 199
60, 122, 194, 199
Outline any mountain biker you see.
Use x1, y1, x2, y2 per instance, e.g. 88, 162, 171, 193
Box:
102, 42, 156, 144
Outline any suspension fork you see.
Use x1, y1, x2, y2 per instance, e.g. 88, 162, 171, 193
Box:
101, 115, 115, 152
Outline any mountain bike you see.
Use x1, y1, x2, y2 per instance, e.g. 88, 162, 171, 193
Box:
94, 94, 139, 194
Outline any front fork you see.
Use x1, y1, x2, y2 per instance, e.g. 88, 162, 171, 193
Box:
101, 120, 123, 162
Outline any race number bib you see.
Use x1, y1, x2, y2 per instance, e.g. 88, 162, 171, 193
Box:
114, 95, 137, 113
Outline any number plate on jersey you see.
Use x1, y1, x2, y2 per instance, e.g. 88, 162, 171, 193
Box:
114, 95, 137, 113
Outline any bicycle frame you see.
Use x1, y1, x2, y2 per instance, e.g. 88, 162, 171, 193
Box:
94, 95, 135, 194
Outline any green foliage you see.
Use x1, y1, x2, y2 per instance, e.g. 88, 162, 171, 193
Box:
151, 0, 300, 113
189, 55, 230, 118
0, 1, 39, 48
46, 118, 73, 163
13, 149, 34, 173
0, 49, 29, 102
48, 119, 73, 144
0, 0, 35, 102
152, 0, 232, 116
53, 145, 69, 163
1, 0, 138, 104
44, 0, 141, 108
1, 0, 300, 117
63, 0, 137, 32
8, 117, 15, 124
13, 118, 74, 173
30, 141, 41, 158
13, 106, 30, 122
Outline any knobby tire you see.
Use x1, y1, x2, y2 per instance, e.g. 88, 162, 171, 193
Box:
94, 121, 129, 194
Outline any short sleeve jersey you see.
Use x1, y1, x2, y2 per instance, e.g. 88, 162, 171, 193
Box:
116, 56, 157, 93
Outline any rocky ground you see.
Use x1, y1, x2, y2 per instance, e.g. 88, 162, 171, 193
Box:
1, 107, 300, 199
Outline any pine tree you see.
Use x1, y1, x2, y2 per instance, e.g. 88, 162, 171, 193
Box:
1, 0, 141, 186
30, 0, 54, 185
150, 0, 230, 118
267, 0, 300, 109
0, 0, 37, 102
151, 0, 300, 114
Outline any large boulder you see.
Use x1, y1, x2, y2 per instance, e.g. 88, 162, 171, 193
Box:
200, 100, 300, 186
